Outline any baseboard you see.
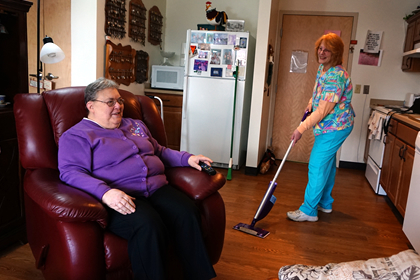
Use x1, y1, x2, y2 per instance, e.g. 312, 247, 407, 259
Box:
339, 161, 366, 170
384, 196, 404, 225
245, 166, 259, 176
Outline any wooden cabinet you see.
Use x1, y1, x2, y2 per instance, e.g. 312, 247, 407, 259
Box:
402, 13, 420, 72
0, 110, 26, 249
0, 0, 32, 249
414, 16, 420, 42
380, 119, 418, 217
144, 89, 183, 151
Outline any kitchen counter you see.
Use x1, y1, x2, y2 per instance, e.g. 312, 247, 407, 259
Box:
144, 88, 183, 95
392, 113, 420, 130
370, 98, 420, 130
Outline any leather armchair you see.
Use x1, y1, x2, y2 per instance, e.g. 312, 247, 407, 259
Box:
14, 87, 226, 280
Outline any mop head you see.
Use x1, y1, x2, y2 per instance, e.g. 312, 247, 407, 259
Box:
233, 223, 270, 238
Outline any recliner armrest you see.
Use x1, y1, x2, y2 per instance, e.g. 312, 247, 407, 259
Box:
165, 167, 226, 201
24, 168, 108, 228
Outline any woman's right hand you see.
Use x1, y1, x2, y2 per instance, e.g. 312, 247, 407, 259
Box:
102, 189, 136, 215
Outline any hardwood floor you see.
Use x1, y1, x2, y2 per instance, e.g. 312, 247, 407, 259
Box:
0, 161, 411, 279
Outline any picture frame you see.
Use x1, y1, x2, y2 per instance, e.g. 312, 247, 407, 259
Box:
211, 67, 223, 77
226, 20, 245, 32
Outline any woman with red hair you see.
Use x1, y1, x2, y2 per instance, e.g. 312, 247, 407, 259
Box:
287, 33, 355, 222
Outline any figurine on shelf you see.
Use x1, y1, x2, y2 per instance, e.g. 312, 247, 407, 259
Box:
205, 1, 228, 26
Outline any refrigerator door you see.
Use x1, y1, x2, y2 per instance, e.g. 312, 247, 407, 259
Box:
185, 30, 249, 80
181, 76, 243, 167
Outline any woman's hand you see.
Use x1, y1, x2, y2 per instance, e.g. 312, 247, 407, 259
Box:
291, 129, 302, 146
102, 189, 136, 215
188, 154, 213, 171
305, 102, 312, 113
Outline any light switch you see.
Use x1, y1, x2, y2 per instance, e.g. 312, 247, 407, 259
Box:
355, 84, 361, 93
363, 85, 370, 94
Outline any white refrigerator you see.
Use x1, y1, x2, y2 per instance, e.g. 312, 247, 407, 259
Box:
180, 29, 254, 169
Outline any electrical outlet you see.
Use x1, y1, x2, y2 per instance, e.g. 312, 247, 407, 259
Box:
363, 85, 370, 94
355, 84, 361, 93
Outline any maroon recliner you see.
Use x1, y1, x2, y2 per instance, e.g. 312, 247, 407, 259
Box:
13, 87, 226, 280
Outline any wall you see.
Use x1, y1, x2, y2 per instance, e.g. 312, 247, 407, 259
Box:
71, 0, 166, 93
246, 0, 279, 169
246, 0, 420, 169
164, 0, 260, 67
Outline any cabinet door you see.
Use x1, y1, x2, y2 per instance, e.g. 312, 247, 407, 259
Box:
163, 106, 182, 150
0, 138, 26, 248
402, 22, 416, 71
387, 138, 405, 204
380, 133, 395, 192
396, 144, 415, 216
147, 93, 182, 151
414, 18, 420, 42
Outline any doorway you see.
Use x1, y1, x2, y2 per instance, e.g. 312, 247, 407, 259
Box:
270, 12, 356, 163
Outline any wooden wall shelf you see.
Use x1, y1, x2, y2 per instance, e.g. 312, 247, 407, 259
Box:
105, 40, 136, 86
129, 0, 146, 45
148, 6, 163, 47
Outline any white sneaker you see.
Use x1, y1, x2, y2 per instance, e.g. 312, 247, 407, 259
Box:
318, 206, 332, 213
287, 210, 318, 222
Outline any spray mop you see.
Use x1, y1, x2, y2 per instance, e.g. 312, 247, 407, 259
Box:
233, 110, 310, 238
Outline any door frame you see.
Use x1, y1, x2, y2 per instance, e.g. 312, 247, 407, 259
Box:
266, 10, 359, 164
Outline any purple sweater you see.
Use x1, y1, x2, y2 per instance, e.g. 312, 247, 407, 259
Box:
58, 118, 192, 200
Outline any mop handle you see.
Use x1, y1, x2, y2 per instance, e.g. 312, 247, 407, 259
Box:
253, 110, 310, 219
271, 110, 309, 183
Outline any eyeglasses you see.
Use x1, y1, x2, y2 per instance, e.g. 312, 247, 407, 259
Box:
318, 47, 331, 54
92, 97, 124, 107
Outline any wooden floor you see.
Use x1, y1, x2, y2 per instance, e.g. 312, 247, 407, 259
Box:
0, 161, 412, 280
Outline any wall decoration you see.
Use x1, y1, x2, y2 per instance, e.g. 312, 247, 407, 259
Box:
214, 33, 228, 45
198, 51, 209, 59
210, 67, 223, 77
135, 50, 149, 83
289, 50, 308, 73
148, 6, 163, 47
105, 0, 127, 39
226, 20, 245, 32
105, 40, 136, 86
363, 30, 383, 53
128, 0, 147, 44
222, 49, 233, 65
210, 49, 221, 65
358, 49, 383, 67
193, 60, 208, 71
191, 32, 205, 44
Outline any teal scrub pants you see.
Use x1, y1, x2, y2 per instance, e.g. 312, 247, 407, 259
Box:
299, 126, 353, 217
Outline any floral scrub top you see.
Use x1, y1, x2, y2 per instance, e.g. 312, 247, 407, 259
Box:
312, 64, 355, 136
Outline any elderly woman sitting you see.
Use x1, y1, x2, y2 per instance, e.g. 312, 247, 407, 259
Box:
58, 77, 216, 280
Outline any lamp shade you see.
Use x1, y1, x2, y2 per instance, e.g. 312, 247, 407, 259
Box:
40, 36, 65, 64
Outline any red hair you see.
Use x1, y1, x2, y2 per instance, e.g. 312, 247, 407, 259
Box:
315, 33, 344, 66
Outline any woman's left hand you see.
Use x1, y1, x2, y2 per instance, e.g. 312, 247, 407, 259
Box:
291, 129, 302, 146
188, 155, 213, 171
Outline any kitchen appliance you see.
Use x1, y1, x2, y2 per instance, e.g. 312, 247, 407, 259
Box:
180, 29, 254, 169
365, 107, 389, 195
402, 131, 420, 252
151, 65, 184, 90
404, 93, 420, 108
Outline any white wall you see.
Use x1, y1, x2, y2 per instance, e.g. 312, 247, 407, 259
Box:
71, 0, 166, 94
164, 0, 260, 66
246, 0, 277, 169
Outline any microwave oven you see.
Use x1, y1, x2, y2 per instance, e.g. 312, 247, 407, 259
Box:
151, 65, 184, 90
